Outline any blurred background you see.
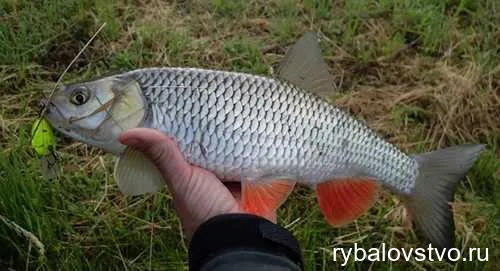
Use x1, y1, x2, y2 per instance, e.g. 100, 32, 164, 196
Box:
1, 0, 498, 270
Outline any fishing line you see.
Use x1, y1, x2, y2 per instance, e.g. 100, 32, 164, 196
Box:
32, 23, 107, 138
103, 80, 147, 132
94, 101, 146, 134
97, 106, 146, 132
68, 96, 115, 123
111, 107, 146, 131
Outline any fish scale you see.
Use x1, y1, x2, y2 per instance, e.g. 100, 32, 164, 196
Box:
125, 67, 418, 192
44, 32, 484, 249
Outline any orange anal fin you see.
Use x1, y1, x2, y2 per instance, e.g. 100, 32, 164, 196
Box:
241, 180, 295, 222
316, 178, 378, 226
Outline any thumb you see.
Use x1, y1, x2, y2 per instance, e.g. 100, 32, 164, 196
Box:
119, 128, 193, 183
120, 128, 241, 237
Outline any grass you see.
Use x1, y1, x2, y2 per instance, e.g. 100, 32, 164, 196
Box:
1, 0, 499, 270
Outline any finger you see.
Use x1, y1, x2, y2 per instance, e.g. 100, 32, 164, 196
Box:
119, 128, 192, 183
120, 128, 243, 238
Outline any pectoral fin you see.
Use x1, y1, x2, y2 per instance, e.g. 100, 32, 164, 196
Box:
241, 180, 295, 221
114, 147, 164, 196
276, 31, 336, 97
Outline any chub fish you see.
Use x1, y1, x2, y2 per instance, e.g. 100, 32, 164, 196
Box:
43, 32, 484, 250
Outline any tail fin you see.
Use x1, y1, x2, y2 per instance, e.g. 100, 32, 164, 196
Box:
405, 144, 484, 249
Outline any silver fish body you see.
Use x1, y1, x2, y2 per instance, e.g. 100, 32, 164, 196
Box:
44, 32, 484, 249
122, 67, 418, 193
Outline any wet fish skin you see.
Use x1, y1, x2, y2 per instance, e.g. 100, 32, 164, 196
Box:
43, 32, 484, 250
43, 66, 484, 250
122, 67, 419, 193
118, 67, 483, 250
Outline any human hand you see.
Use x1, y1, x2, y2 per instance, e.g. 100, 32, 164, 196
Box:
119, 128, 275, 237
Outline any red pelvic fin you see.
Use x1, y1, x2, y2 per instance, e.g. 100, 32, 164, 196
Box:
241, 180, 295, 221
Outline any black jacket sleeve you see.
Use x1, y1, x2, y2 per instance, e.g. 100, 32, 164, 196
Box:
188, 214, 304, 271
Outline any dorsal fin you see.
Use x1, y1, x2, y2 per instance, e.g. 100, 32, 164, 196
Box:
276, 32, 336, 97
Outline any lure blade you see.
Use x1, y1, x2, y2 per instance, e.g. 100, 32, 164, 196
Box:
31, 118, 59, 178
31, 118, 57, 157
40, 152, 59, 178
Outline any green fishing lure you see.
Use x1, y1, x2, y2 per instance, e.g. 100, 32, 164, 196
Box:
31, 118, 59, 178
31, 118, 56, 156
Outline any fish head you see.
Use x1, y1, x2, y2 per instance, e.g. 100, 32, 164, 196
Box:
43, 75, 146, 154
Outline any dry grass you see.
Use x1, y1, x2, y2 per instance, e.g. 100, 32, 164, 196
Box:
337, 59, 500, 149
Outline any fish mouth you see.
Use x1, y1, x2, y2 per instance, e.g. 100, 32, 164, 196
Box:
41, 100, 91, 143
43, 99, 69, 126
39, 98, 47, 109
42, 99, 122, 152
50, 121, 123, 155
43, 93, 114, 135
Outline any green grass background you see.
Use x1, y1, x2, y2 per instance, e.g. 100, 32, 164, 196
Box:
1, 0, 499, 270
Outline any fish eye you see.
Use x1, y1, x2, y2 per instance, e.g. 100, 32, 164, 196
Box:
70, 87, 90, 106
